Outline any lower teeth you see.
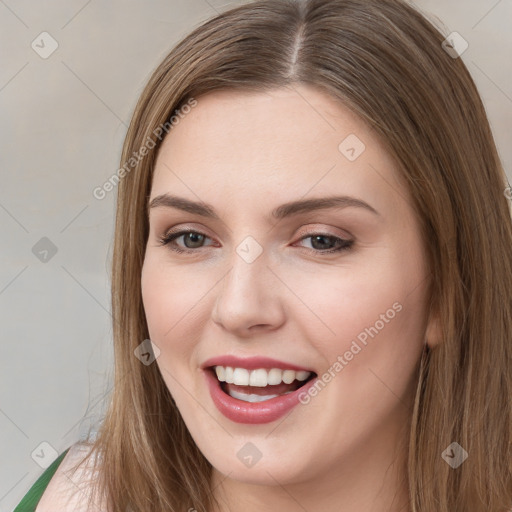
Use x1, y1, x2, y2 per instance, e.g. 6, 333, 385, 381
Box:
228, 388, 293, 403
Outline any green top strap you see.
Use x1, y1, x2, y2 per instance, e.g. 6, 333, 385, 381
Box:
13, 447, 71, 512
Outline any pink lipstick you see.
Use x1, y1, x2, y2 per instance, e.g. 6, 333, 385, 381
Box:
201, 355, 318, 424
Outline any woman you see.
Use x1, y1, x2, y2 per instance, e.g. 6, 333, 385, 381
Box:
22, 0, 512, 511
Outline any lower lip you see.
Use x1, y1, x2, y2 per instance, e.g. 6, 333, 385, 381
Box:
203, 368, 318, 424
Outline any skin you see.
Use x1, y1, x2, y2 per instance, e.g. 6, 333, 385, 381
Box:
141, 84, 440, 512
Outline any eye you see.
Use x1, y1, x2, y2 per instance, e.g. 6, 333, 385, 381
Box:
157, 229, 215, 253
294, 233, 354, 254
158, 229, 353, 255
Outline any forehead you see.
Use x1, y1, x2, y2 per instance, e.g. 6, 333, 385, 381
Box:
151, 85, 409, 220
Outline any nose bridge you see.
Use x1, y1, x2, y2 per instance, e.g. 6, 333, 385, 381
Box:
221, 238, 269, 304
212, 236, 284, 333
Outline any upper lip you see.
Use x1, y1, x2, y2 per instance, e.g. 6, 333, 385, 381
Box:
201, 355, 316, 373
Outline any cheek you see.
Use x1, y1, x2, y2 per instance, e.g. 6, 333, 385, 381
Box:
287, 256, 427, 381
141, 256, 205, 344
140, 264, 197, 394
141, 258, 203, 399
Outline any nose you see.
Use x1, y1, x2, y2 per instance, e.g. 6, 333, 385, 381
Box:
211, 247, 286, 337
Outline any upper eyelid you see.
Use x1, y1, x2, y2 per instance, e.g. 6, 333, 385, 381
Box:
161, 227, 214, 241
159, 221, 352, 238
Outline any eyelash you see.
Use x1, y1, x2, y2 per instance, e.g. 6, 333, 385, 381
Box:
157, 229, 354, 255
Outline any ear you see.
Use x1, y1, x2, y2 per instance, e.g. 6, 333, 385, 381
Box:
424, 308, 442, 349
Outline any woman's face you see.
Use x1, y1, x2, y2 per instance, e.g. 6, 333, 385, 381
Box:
141, 85, 433, 487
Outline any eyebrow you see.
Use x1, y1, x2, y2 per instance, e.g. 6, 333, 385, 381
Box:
147, 193, 380, 219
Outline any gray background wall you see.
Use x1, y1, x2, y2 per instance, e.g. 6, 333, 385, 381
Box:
1, 0, 510, 510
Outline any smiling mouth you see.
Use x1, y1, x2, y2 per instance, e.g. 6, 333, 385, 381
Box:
209, 366, 317, 403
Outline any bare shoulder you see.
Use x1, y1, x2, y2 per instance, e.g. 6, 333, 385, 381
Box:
35, 442, 107, 512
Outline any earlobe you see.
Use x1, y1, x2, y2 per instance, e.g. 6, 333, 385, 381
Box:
424, 312, 442, 349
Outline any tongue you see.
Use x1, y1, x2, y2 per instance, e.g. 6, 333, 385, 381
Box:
223, 380, 302, 396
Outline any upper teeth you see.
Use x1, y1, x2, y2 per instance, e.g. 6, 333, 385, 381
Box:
214, 366, 312, 387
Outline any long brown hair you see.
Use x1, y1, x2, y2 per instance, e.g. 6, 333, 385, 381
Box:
73, 0, 512, 510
